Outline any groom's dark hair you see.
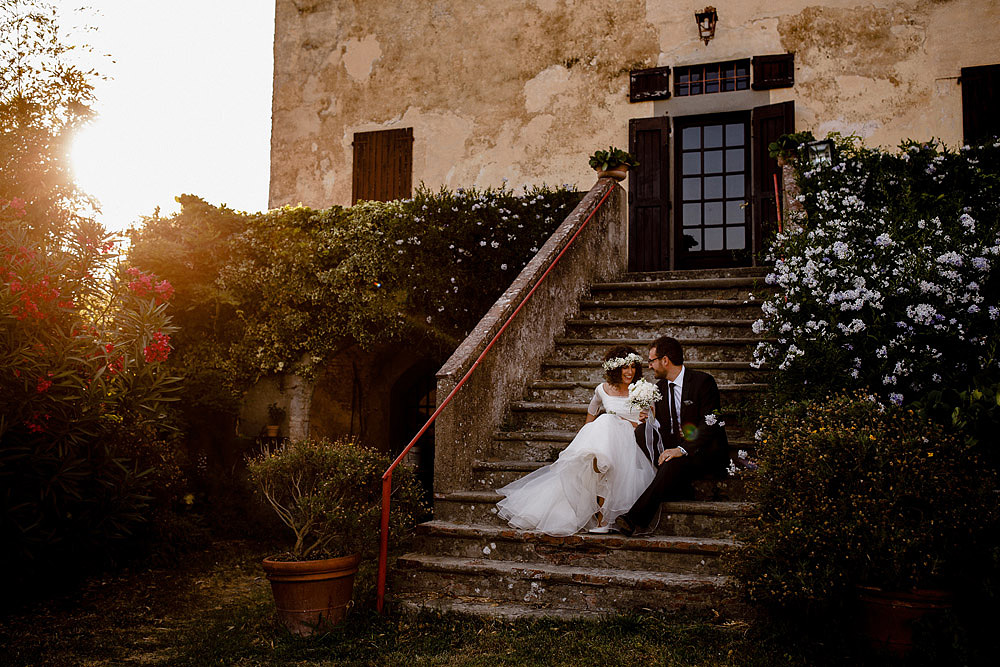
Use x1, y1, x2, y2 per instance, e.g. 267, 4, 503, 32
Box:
651, 335, 683, 365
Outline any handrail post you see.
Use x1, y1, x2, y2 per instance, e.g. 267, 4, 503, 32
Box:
376, 473, 392, 613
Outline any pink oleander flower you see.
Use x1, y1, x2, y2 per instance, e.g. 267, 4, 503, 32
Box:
127, 268, 174, 303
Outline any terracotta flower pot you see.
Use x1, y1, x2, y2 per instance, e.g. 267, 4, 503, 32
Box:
856, 585, 952, 657
596, 165, 629, 181
265, 425, 280, 437
262, 553, 361, 636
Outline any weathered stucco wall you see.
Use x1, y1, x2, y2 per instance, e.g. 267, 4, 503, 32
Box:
270, 0, 1000, 209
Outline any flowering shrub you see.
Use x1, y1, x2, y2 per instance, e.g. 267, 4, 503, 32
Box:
1, 199, 182, 568
753, 137, 1000, 410
729, 393, 998, 615
215, 182, 580, 384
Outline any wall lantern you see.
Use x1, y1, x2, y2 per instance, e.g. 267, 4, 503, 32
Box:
695, 7, 718, 45
803, 139, 835, 166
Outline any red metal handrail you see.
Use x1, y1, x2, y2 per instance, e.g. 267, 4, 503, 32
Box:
773, 172, 783, 234
376, 183, 616, 612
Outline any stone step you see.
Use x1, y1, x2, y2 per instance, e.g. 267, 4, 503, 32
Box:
564, 317, 755, 340
578, 299, 763, 320
393, 554, 733, 614
395, 598, 609, 621
624, 267, 768, 281
539, 360, 768, 385
523, 380, 767, 404
504, 401, 745, 433
487, 430, 755, 462
411, 521, 734, 574
471, 456, 755, 490
434, 492, 751, 537
551, 337, 763, 363
589, 277, 768, 301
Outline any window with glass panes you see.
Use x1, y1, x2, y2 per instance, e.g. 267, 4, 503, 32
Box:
674, 60, 750, 96
678, 115, 750, 254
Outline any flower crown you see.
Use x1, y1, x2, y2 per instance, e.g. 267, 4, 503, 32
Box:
601, 352, 643, 372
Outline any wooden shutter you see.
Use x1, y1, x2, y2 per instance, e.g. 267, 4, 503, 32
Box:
630, 67, 672, 102
751, 54, 794, 90
751, 101, 794, 257
961, 64, 1000, 145
628, 117, 671, 271
352, 128, 414, 204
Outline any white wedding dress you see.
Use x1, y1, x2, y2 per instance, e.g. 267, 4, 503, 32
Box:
495, 383, 656, 536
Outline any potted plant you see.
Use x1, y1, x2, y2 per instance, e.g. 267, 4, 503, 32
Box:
246, 437, 425, 636
731, 393, 998, 656
766, 130, 816, 162
265, 402, 286, 437
588, 146, 639, 181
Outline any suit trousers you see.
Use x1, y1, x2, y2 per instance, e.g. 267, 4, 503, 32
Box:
624, 452, 715, 529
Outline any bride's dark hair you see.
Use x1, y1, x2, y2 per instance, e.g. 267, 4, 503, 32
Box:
603, 344, 642, 385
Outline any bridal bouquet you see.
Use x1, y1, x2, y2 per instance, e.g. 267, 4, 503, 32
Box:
627, 379, 662, 411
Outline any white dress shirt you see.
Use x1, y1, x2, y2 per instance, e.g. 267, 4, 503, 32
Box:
668, 366, 687, 455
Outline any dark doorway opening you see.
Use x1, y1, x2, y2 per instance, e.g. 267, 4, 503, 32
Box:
390, 359, 438, 500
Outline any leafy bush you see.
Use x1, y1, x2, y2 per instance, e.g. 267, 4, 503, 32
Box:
132, 182, 579, 388
730, 393, 998, 615
246, 438, 426, 561
753, 137, 1000, 411
1, 200, 183, 569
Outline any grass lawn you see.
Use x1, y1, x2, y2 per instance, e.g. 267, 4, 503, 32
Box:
0, 539, 906, 666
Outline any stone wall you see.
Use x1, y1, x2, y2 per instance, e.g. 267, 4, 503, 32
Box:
433, 178, 626, 494
270, 0, 1000, 209
240, 345, 441, 454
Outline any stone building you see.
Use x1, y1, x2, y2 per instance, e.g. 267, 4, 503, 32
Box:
270, 0, 999, 272
263, 0, 999, 479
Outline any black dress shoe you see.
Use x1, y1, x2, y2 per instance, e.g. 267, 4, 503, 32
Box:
614, 516, 635, 537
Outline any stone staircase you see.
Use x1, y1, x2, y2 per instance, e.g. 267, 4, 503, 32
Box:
393, 267, 769, 619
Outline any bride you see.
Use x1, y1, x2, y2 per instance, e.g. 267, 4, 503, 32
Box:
496, 345, 656, 536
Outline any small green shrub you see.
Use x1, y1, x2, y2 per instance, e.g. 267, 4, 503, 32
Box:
730, 393, 999, 615
246, 438, 426, 560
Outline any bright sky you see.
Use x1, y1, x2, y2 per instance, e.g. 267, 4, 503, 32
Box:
54, 1, 275, 233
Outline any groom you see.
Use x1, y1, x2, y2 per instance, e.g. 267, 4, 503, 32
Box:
615, 335, 729, 536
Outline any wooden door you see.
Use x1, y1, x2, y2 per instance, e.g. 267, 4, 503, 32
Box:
628, 117, 671, 271
751, 101, 794, 258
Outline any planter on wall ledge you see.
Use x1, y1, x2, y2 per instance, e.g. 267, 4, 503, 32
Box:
596, 165, 629, 181
262, 553, 361, 636
265, 425, 280, 437
856, 585, 953, 657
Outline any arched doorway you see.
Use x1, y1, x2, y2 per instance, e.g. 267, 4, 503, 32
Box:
389, 359, 438, 499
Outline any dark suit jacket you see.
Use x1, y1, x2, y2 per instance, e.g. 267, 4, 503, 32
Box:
635, 367, 728, 465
